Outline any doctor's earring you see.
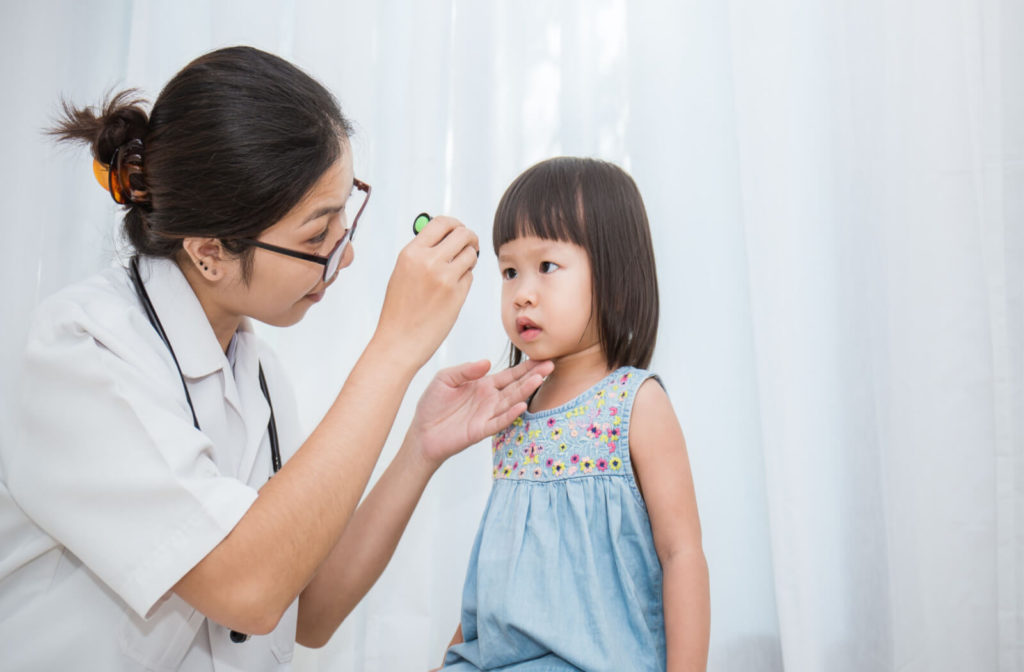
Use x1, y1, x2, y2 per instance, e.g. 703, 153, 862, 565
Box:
195, 258, 216, 277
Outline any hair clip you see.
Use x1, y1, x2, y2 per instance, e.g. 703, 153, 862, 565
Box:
93, 140, 148, 205
92, 157, 121, 201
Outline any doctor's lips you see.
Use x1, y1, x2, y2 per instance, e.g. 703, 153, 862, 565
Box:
516, 317, 542, 342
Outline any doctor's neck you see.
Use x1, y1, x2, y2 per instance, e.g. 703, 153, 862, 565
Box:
178, 258, 242, 353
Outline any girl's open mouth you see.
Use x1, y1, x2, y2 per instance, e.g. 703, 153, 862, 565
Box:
517, 317, 541, 342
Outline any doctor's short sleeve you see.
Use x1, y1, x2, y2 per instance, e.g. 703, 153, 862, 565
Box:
7, 293, 258, 619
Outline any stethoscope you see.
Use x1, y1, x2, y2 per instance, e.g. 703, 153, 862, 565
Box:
129, 256, 279, 643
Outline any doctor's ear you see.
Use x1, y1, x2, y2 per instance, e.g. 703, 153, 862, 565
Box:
182, 237, 228, 281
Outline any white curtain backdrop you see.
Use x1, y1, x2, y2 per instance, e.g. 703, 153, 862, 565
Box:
1, 1, 1020, 670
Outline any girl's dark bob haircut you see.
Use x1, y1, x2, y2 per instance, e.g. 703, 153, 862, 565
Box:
492, 157, 659, 370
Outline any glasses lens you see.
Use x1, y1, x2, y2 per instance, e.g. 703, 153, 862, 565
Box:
325, 229, 351, 280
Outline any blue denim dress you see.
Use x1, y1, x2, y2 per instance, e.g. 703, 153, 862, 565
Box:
444, 367, 666, 671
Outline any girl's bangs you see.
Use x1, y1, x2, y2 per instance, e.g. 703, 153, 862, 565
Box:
492, 169, 586, 252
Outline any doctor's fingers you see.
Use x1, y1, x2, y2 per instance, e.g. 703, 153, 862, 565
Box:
449, 243, 479, 281
413, 214, 465, 246
430, 224, 479, 266
492, 358, 555, 392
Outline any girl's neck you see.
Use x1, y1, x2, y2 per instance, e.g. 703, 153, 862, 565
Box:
529, 343, 612, 412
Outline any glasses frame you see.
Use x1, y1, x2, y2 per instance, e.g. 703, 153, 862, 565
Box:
241, 178, 371, 282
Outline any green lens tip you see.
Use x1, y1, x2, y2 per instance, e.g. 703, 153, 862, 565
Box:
413, 213, 431, 234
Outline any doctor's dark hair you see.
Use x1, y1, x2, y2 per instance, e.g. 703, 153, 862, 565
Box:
492, 157, 659, 370
49, 46, 353, 279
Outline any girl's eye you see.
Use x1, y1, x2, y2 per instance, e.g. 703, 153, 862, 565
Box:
502, 268, 517, 280
540, 261, 559, 273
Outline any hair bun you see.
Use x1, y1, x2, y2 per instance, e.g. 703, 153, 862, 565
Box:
94, 92, 149, 164
50, 89, 148, 164
50, 90, 151, 206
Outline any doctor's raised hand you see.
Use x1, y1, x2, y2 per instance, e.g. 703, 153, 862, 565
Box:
0, 46, 547, 671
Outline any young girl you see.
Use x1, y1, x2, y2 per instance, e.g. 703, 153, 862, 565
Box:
440, 157, 710, 671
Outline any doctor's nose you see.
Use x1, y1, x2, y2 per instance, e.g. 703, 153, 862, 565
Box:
338, 240, 355, 271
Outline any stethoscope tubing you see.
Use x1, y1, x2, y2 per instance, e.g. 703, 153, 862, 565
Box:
129, 256, 280, 644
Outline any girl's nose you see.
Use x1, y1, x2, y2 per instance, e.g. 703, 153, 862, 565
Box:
512, 283, 535, 308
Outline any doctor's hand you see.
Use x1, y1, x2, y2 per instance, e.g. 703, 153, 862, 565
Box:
409, 358, 554, 468
373, 216, 479, 370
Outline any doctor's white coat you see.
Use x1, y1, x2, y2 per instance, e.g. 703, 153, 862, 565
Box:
0, 256, 304, 671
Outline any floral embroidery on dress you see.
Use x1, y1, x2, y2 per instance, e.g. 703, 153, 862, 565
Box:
492, 368, 644, 482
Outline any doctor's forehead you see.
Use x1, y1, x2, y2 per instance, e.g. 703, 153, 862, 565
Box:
293, 158, 353, 216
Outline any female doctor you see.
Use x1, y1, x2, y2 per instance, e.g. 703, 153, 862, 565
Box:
0, 46, 551, 670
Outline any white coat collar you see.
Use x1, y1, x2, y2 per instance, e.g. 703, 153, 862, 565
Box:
132, 256, 271, 482
133, 255, 240, 380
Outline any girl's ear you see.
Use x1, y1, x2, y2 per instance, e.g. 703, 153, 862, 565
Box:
182, 237, 228, 281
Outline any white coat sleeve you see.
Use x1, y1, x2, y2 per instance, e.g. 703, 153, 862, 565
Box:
7, 297, 258, 619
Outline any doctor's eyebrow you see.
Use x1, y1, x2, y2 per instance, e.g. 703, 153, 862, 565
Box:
301, 204, 344, 226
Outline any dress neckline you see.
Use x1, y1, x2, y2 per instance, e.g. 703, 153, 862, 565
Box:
524, 367, 629, 418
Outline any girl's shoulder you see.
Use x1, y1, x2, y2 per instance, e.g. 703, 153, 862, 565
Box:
587, 366, 664, 413
558, 366, 661, 411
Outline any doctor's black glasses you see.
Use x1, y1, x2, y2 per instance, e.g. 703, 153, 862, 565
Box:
240, 178, 371, 282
